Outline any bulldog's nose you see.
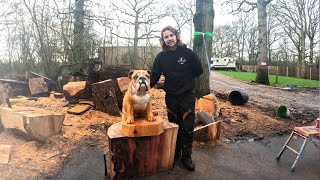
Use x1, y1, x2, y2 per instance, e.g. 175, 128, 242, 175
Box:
139, 76, 147, 82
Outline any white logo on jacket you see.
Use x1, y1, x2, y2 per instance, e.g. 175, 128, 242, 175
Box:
177, 57, 187, 64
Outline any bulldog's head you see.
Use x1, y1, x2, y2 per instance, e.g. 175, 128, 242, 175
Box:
128, 70, 151, 94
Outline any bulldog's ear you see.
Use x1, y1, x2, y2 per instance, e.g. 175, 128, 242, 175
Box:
128, 70, 134, 79
147, 70, 151, 75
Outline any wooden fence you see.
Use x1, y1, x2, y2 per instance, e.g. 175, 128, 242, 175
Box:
241, 65, 319, 81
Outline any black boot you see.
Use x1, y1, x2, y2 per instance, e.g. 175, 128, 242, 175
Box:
181, 155, 195, 171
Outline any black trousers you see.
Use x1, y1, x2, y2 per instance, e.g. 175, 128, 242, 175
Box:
165, 91, 195, 157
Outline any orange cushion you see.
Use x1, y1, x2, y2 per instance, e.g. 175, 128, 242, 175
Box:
294, 126, 320, 136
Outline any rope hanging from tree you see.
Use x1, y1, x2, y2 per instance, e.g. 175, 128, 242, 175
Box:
193, 31, 215, 79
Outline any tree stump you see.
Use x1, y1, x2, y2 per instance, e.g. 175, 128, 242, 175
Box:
194, 120, 222, 142
91, 80, 120, 116
108, 120, 178, 179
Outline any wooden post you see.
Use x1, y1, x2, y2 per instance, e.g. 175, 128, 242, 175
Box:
108, 120, 178, 179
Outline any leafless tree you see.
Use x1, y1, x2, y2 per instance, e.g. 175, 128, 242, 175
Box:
305, 0, 319, 65
165, 0, 195, 47
109, 0, 166, 69
225, 0, 272, 85
272, 0, 308, 78
266, 6, 282, 65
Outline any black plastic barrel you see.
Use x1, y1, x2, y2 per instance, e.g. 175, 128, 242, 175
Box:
228, 91, 249, 105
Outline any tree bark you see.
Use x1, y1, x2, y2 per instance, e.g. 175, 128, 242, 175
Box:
193, 0, 214, 98
91, 80, 120, 116
255, 0, 270, 85
73, 0, 86, 67
108, 121, 178, 179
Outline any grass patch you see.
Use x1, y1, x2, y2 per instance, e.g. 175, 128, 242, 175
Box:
216, 70, 320, 87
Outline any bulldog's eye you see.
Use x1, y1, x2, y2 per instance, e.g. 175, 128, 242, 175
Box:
145, 75, 150, 79
134, 75, 138, 80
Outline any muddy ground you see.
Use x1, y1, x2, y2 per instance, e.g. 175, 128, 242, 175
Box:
0, 71, 319, 179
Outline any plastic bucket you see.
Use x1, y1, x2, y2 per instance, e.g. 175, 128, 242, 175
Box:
277, 105, 290, 118
228, 91, 249, 105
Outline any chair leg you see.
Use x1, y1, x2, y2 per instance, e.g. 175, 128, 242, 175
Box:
289, 136, 308, 172
276, 131, 294, 160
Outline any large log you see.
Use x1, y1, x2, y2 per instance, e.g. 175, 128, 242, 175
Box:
112, 77, 130, 109
108, 120, 178, 180
29, 77, 48, 95
63, 81, 91, 99
194, 120, 222, 142
0, 107, 64, 142
91, 80, 120, 116
196, 94, 221, 118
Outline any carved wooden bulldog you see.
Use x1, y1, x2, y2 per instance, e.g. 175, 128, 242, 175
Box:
122, 70, 154, 124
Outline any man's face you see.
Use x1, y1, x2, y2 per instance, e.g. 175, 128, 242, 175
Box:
162, 30, 177, 48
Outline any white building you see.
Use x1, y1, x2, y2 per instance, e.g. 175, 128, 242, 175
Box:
210, 57, 236, 70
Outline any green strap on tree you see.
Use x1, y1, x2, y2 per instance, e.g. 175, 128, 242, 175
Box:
193, 31, 214, 37
193, 31, 214, 86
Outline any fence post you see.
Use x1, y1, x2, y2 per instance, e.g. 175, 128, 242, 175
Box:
310, 67, 312, 80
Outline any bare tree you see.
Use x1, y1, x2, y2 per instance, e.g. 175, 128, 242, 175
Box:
272, 0, 308, 78
212, 25, 237, 57
233, 12, 254, 66
165, 0, 195, 47
305, 0, 319, 65
246, 24, 259, 65
266, 6, 282, 65
225, 0, 272, 85
110, 0, 166, 69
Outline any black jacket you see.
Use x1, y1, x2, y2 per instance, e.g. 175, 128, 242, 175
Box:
151, 45, 203, 95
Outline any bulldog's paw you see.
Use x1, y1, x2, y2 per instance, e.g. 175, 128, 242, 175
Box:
147, 115, 154, 122
126, 116, 135, 124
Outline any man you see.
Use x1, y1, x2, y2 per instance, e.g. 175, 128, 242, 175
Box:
150, 26, 203, 171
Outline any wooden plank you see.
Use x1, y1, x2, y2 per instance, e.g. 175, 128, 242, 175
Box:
0, 145, 11, 164
67, 104, 91, 115
108, 120, 178, 179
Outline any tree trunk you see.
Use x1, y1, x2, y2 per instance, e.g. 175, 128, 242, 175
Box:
255, 0, 270, 85
193, 0, 214, 98
73, 0, 85, 67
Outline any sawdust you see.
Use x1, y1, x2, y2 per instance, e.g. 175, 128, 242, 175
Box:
0, 72, 318, 179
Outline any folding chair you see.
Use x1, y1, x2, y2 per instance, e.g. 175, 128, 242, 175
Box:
276, 126, 320, 172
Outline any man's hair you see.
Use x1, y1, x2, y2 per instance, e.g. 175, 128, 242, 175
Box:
160, 26, 183, 50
